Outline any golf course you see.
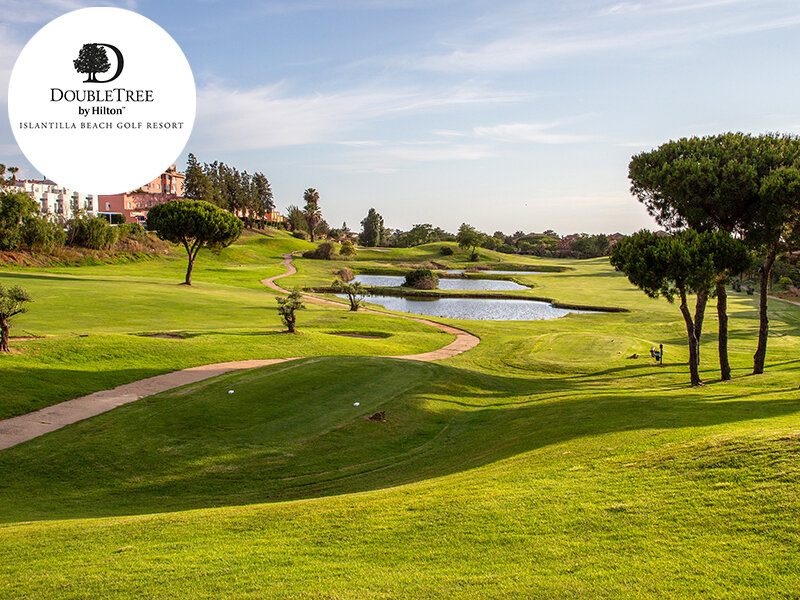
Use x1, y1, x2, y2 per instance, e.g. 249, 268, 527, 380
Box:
0, 229, 798, 599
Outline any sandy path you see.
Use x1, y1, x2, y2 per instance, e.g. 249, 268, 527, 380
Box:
0, 254, 479, 450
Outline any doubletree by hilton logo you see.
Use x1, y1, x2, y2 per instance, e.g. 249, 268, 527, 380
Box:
73, 43, 124, 83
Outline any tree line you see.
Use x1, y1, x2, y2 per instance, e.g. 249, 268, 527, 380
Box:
286, 200, 613, 259
183, 154, 276, 227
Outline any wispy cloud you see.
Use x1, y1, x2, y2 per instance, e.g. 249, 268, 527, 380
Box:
324, 141, 491, 174
191, 81, 526, 151
414, 0, 800, 71
0, 0, 137, 23
474, 122, 595, 144
0, 23, 21, 87
600, 2, 642, 16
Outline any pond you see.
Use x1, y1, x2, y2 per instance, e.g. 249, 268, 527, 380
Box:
439, 269, 548, 275
353, 274, 528, 291
337, 294, 598, 321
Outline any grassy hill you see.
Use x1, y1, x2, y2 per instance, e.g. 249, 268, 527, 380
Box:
0, 232, 798, 598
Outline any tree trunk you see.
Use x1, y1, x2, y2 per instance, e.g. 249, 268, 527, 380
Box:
184, 255, 195, 286
0, 320, 9, 353
693, 290, 708, 362
679, 291, 701, 386
753, 249, 777, 374
716, 280, 731, 381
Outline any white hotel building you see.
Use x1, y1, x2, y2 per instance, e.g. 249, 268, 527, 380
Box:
13, 179, 98, 223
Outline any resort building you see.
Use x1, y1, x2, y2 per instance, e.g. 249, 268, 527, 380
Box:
98, 166, 185, 224
12, 179, 99, 223
98, 166, 286, 226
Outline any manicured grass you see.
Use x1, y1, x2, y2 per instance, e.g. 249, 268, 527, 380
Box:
1, 233, 799, 599
0, 232, 451, 418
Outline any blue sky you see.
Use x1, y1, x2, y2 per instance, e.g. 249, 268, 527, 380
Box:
3, 0, 800, 234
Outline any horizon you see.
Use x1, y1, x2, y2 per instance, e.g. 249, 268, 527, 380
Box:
3, 1, 800, 234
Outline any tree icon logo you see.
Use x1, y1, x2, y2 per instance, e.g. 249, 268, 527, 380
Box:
73, 43, 124, 83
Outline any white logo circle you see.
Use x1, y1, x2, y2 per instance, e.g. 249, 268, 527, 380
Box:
8, 7, 196, 194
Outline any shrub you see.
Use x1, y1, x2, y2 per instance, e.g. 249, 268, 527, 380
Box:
440, 246, 454, 256
20, 217, 66, 253
339, 239, 356, 256
292, 230, 309, 240
67, 216, 117, 250
0, 225, 21, 252
0, 192, 39, 251
336, 267, 354, 282
779, 276, 793, 289
109, 213, 126, 225
302, 242, 335, 260
119, 222, 146, 241
404, 268, 439, 290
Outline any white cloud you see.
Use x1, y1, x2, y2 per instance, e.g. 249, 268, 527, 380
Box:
324, 141, 491, 174
600, 2, 642, 16
474, 122, 594, 144
191, 81, 525, 151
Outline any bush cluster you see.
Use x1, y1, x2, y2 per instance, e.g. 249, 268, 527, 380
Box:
404, 268, 439, 290
339, 240, 356, 256
67, 216, 119, 250
21, 217, 66, 252
302, 242, 335, 260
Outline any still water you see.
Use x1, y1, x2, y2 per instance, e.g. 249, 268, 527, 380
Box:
353, 274, 527, 291
440, 269, 547, 275
338, 293, 597, 321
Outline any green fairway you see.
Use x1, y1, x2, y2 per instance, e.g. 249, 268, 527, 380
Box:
0, 232, 451, 418
1, 232, 799, 599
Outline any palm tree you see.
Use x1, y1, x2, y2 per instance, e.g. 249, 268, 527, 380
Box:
302, 188, 322, 242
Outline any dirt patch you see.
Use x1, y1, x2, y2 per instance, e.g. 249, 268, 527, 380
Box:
367, 411, 386, 422
329, 332, 390, 339
9, 336, 44, 341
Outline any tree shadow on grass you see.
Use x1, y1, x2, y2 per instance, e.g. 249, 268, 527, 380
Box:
1, 357, 799, 523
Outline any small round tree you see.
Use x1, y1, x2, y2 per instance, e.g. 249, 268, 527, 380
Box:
331, 280, 369, 311
457, 223, 485, 261
147, 200, 243, 285
0, 285, 32, 353
276, 289, 305, 333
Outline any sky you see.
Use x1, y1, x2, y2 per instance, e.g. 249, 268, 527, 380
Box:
2, 0, 800, 235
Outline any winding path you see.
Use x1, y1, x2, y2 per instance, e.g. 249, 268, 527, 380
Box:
0, 254, 479, 451
262, 253, 478, 361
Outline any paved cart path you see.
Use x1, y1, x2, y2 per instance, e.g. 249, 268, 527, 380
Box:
0, 254, 479, 450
